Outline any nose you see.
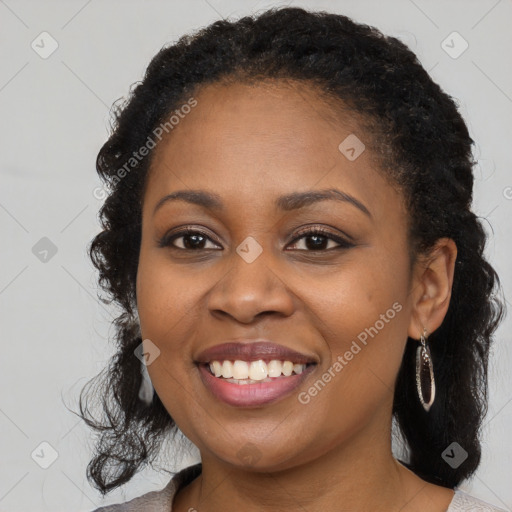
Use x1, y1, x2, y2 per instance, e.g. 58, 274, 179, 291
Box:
207, 244, 295, 324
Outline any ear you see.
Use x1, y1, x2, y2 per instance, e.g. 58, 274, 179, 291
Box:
407, 238, 457, 339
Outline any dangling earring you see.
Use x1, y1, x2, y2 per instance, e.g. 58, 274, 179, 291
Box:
134, 310, 154, 406
138, 360, 155, 406
416, 327, 435, 412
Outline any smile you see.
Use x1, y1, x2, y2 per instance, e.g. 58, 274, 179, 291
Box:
198, 359, 317, 407
195, 340, 318, 407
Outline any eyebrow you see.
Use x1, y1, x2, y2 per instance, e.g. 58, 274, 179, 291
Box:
153, 188, 371, 218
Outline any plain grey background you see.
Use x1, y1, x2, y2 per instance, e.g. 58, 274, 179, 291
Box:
1, 0, 511, 510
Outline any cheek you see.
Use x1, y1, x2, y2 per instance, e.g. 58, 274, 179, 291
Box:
297, 246, 411, 429
308, 244, 410, 344
136, 245, 204, 339
135, 248, 201, 391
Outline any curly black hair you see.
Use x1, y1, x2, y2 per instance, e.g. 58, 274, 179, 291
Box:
76, 6, 505, 496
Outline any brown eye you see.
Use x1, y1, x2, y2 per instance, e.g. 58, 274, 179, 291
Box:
159, 228, 221, 250
287, 228, 354, 251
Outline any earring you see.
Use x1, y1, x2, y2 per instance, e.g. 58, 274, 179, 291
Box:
138, 360, 155, 406
416, 328, 435, 412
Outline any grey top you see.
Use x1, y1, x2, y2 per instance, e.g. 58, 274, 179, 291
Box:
91, 463, 202, 512
90, 463, 507, 511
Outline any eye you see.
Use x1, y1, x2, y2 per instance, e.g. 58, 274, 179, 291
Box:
158, 228, 221, 250
158, 226, 354, 252
287, 227, 354, 251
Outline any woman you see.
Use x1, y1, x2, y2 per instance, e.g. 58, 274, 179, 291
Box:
80, 6, 506, 511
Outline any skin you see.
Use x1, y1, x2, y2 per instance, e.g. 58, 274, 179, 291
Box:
136, 80, 458, 512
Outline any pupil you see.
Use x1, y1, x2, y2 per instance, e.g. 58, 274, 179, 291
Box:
184, 234, 205, 249
306, 235, 327, 250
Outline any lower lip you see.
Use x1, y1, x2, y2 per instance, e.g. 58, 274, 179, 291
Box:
198, 364, 316, 407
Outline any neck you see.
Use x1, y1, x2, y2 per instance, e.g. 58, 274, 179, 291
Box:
174, 408, 448, 512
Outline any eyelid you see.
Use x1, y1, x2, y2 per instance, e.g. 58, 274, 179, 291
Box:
291, 224, 354, 243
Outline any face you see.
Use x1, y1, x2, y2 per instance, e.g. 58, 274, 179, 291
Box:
136, 80, 416, 471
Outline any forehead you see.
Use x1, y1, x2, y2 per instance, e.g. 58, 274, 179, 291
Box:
151, 80, 357, 165
143, 79, 398, 220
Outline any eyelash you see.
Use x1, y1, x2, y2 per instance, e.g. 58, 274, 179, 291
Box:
158, 226, 354, 252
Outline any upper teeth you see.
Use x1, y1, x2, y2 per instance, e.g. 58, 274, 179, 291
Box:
209, 360, 306, 380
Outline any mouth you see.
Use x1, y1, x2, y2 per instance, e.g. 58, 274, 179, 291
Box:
195, 341, 318, 407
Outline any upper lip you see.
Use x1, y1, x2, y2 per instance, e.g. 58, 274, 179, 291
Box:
195, 340, 318, 365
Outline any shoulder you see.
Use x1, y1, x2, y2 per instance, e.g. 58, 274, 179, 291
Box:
447, 488, 508, 511
88, 463, 202, 512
